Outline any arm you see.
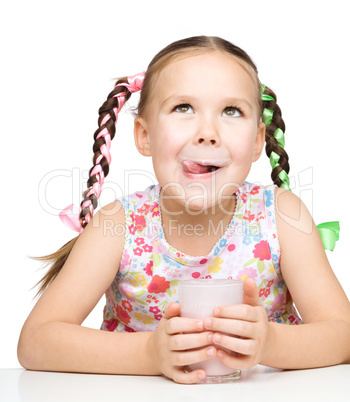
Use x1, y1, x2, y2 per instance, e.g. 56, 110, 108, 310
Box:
18, 201, 214, 383
262, 188, 350, 368
203, 188, 350, 369
17, 201, 158, 375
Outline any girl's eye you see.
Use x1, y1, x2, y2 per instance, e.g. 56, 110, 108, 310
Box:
223, 107, 242, 117
174, 104, 193, 113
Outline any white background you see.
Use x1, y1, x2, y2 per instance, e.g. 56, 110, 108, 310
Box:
1, 0, 349, 368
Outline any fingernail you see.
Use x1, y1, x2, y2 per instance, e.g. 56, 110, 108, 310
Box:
197, 373, 205, 381
213, 334, 221, 343
208, 333, 213, 342
213, 307, 220, 316
204, 318, 212, 328
218, 350, 224, 359
197, 321, 203, 330
207, 347, 214, 356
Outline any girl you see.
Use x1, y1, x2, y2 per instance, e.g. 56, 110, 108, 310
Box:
17, 36, 350, 384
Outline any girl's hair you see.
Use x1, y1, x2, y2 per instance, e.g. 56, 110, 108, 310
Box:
33, 35, 288, 297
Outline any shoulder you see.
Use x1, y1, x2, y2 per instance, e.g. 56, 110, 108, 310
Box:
91, 199, 126, 234
272, 187, 327, 276
273, 187, 314, 241
72, 200, 127, 278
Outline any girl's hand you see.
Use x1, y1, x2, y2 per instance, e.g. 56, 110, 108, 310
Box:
203, 278, 272, 369
147, 303, 217, 384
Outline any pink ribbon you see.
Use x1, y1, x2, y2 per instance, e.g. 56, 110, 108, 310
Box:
59, 204, 84, 234
60, 72, 145, 233
115, 71, 145, 92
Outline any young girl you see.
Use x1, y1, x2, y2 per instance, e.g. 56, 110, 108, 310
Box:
17, 35, 350, 384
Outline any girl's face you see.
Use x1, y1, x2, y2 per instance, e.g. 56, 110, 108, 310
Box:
134, 51, 265, 215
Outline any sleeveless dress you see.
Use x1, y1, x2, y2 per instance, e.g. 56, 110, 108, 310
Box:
101, 181, 302, 333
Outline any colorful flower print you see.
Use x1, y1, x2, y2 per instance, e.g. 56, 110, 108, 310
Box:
133, 247, 144, 256
102, 182, 302, 334
164, 254, 182, 268
105, 318, 119, 332
236, 267, 257, 282
250, 186, 260, 195
271, 294, 285, 312
265, 189, 273, 207
150, 202, 160, 217
124, 325, 136, 333
219, 238, 227, 247
134, 312, 154, 325
137, 203, 150, 214
149, 306, 160, 314
130, 213, 147, 232
143, 261, 153, 276
121, 300, 133, 312
135, 237, 145, 246
120, 284, 136, 301
243, 211, 255, 222
253, 240, 271, 261
116, 306, 131, 325
142, 244, 153, 253
147, 275, 171, 294
208, 256, 224, 274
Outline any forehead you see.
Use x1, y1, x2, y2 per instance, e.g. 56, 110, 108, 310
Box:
152, 51, 258, 105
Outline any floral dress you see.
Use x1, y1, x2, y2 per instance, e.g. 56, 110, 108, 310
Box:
101, 181, 302, 333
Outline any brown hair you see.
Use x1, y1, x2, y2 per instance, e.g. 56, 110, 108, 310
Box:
33, 35, 288, 297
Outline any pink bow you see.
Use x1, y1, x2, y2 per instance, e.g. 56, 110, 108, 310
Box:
59, 204, 84, 234
115, 71, 145, 93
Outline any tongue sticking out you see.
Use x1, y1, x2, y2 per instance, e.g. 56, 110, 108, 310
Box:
183, 161, 217, 174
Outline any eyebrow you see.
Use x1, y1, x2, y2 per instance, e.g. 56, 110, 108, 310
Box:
160, 95, 253, 110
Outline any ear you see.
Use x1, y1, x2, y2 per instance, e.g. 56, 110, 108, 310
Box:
252, 122, 266, 162
134, 116, 152, 157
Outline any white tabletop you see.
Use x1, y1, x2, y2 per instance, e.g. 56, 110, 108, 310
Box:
1, 365, 350, 402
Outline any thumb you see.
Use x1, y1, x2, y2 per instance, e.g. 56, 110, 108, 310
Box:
163, 302, 180, 320
243, 278, 262, 307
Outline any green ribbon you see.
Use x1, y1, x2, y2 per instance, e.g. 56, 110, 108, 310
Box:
316, 222, 340, 251
273, 128, 285, 148
263, 108, 274, 126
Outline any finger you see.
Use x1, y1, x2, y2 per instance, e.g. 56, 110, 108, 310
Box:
217, 348, 257, 370
204, 317, 256, 339
243, 278, 262, 307
212, 333, 258, 356
213, 304, 259, 322
170, 331, 213, 351
163, 302, 180, 320
166, 316, 204, 335
172, 367, 207, 384
172, 346, 217, 367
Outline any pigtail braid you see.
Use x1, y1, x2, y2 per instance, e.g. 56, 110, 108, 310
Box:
79, 78, 131, 229
60, 72, 145, 233
261, 85, 290, 190
33, 72, 145, 297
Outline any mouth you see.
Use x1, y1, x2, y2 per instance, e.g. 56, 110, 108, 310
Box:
183, 161, 221, 174
180, 157, 231, 177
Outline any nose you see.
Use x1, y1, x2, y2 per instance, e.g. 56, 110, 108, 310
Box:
194, 117, 220, 146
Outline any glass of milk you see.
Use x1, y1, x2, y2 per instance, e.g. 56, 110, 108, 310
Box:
178, 279, 243, 384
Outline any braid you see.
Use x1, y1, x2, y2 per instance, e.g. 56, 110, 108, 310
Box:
261, 85, 290, 190
60, 72, 145, 233
79, 78, 131, 229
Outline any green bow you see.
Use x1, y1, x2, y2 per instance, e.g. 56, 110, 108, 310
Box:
317, 222, 340, 251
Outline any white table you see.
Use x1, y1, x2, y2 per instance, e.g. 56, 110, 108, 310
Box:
1, 365, 350, 402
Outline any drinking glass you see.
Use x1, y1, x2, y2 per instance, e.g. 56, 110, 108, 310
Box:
178, 279, 243, 384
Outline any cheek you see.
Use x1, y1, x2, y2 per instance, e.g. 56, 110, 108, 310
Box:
151, 121, 187, 154
226, 124, 258, 155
